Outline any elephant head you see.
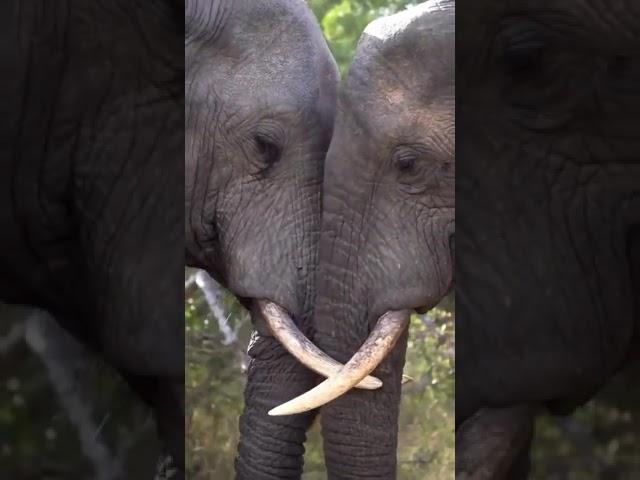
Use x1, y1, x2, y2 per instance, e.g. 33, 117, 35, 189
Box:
1, 1, 185, 471
269, 2, 455, 477
456, 0, 640, 422
185, 0, 341, 476
456, 0, 640, 476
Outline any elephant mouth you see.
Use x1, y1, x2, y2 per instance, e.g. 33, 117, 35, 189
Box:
266, 306, 411, 416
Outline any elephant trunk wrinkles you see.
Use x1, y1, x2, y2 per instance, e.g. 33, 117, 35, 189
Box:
235, 215, 321, 478
235, 290, 320, 478
235, 335, 317, 479
313, 217, 409, 479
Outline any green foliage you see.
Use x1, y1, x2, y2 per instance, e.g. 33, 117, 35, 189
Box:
309, 0, 419, 76
397, 308, 455, 478
185, 274, 250, 478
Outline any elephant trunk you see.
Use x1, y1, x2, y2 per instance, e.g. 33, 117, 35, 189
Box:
316, 295, 409, 478
235, 330, 318, 479
310, 217, 410, 479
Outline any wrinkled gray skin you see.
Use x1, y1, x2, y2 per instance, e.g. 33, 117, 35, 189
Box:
0, 0, 184, 474
313, 3, 454, 478
457, 0, 640, 477
185, 0, 338, 477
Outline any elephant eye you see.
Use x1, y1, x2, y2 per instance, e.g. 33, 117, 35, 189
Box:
254, 132, 282, 170
499, 20, 548, 75
503, 39, 546, 75
392, 145, 424, 177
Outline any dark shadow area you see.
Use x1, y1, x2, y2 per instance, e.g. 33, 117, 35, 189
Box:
0, 1, 185, 477
531, 359, 640, 479
456, 0, 640, 477
0, 304, 160, 479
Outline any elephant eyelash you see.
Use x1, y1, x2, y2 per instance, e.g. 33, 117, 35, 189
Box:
242, 120, 286, 175
503, 41, 546, 74
253, 120, 285, 147
394, 149, 419, 173
254, 132, 282, 168
392, 144, 429, 175
497, 19, 549, 75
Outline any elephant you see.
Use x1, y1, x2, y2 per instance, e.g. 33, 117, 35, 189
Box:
268, 2, 455, 478
0, 0, 185, 475
455, 0, 640, 477
184, 0, 352, 477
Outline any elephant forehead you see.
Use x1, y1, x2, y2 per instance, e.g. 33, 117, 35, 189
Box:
187, 49, 325, 120
381, 88, 453, 128
229, 56, 321, 102
341, 66, 454, 140
384, 88, 407, 106
346, 50, 453, 123
231, 0, 329, 63
187, 1, 330, 113
351, 7, 454, 107
364, 0, 454, 42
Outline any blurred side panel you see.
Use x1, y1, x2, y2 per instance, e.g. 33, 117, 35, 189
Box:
0, 1, 185, 478
456, 0, 640, 477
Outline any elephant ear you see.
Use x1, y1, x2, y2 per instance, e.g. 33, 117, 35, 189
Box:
186, 0, 232, 44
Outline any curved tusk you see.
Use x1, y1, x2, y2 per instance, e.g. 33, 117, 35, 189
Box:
257, 300, 382, 390
269, 310, 410, 416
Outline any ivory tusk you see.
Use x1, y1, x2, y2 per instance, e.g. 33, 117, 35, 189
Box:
402, 374, 414, 384
257, 300, 382, 390
268, 310, 410, 416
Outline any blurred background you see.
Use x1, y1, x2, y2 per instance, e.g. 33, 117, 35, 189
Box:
1, 1, 639, 479
0, 303, 160, 479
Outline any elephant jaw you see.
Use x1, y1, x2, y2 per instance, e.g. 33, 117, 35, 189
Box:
257, 300, 383, 390
268, 309, 411, 416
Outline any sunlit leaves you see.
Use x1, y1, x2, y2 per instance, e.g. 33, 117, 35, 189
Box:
309, 0, 419, 76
